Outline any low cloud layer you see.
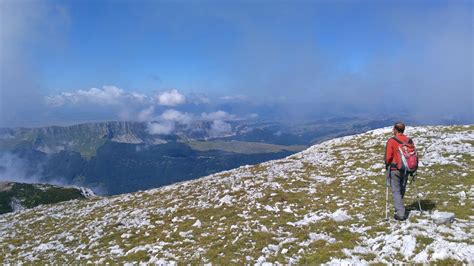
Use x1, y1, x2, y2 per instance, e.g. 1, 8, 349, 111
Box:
145, 109, 236, 136
40, 85, 248, 135
137, 106, 156, 122
209, 120, 232, 138
45, 86, 188, 108
201, 110, 235, 121
0, 151, 107, 194
161, 109, 193, 124
0, 153, 41, 184
45, 86, 148, 107
41, 87, 199, 126
147, 121, 175, 135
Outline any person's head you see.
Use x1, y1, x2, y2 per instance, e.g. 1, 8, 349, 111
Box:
393, 122, 405, 135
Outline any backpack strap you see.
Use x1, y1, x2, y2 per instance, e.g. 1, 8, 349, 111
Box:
392, 136, 412, 145
391, 137, 404, 144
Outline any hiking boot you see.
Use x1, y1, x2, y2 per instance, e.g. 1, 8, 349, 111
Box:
394, 214, 407, 221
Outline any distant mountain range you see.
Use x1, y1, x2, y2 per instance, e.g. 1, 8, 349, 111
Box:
0, 118, 393, 195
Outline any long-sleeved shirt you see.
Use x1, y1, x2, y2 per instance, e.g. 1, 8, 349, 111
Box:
385, 133, 411, 170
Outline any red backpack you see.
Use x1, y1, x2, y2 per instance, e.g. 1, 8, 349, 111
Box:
392, 137, 418, 174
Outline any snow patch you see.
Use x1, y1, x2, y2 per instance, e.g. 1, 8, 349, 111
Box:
330, 209, 351, 222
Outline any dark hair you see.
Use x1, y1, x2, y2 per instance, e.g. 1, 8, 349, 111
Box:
394, 122, 405, 133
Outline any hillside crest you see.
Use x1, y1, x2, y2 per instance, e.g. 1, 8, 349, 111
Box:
0, 125, 472, 264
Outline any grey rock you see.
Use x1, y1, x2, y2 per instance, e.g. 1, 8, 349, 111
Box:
432, 211, 455, 224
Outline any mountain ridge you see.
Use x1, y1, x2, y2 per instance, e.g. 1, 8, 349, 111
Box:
0, 182, 95, 214
0, 118, 393, 195
0, 118, 393, 158
0, 125, 472, 263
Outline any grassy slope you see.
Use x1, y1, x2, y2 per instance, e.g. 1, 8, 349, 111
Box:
0, 125, 472, 263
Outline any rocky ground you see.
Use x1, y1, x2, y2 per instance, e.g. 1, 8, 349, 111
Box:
0, 125, 472, 263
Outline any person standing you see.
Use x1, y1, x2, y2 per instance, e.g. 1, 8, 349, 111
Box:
385, 122, 415, 221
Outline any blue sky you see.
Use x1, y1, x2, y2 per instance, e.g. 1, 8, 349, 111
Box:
28, 0, 406, 92
0, 0, 472, 126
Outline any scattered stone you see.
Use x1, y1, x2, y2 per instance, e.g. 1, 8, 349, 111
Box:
192, 219, 202, 228
432, 211, 455, 224
218, 195, 233, 206
457, 191, 466, 200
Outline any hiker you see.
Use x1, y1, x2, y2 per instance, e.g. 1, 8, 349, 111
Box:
384, 122, 417, 221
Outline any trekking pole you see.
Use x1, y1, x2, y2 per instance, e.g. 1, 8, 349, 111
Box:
385, 169, 390, 221
385, 184, 389, 221
412, 173, 423, 214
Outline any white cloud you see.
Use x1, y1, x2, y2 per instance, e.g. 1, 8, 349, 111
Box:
146, 121, 175, 135
220, 95, 247, 101
155, 89, 186, 106
201, 110, 235, 121
199, 110, 238, 137
137, 106, 156, 122
41, 85, 250, 126
45, 86, 149, 107
160, 109, 192, 124
209, 120, 232, 137
46, 87, 189, 109
130, 92, 148, 103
